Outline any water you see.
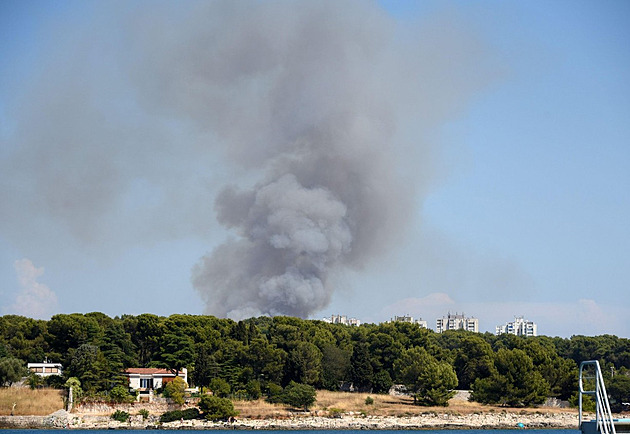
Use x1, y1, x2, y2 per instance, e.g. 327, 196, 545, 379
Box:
0, 430, 582, 434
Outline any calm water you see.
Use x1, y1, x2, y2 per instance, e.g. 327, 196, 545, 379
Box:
0, 430, 582, 434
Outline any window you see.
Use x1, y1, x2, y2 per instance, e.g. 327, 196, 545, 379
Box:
140, 378, 154, 389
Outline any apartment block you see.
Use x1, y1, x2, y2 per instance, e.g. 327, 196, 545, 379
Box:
496, 316, 537, 337
390, 315, 428, 328
436, 312, 479, 333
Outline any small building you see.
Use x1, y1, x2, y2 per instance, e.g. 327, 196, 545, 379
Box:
27, 360, 63, 377
125, 367, 188, 400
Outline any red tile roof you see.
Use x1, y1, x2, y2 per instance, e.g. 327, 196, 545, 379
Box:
125, 368, 181, 375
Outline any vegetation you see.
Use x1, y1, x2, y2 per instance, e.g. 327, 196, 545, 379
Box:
163, 376, 187, 406
111, 409, 130, 422
281, 381, 317, 410
160, 408, 200, 422
198, 395, 238, 421
0, 313, 628, 409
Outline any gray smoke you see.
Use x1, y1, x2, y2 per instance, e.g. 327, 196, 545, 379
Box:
0, 1, 494, 319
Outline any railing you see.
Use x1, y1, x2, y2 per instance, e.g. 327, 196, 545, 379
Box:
580, 360, 616, 434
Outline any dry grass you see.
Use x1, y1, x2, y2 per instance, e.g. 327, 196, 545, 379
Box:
0, 388, 65, 416
234, 390, 579, 419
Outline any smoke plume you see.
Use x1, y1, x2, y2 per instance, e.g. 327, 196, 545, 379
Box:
0, 1, 493, 319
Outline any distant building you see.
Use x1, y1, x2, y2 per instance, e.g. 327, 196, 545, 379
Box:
391, 315, 428, 329
322, 314, 361, 326
496, 316, 537, 337
27, 360, 63, 377
436, 312, 479, 333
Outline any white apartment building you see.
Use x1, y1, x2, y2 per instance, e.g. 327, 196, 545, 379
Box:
391, 315, 428, 329
496, 316, 537, 337
436, 312, 479, 333
322, 314, 361, 326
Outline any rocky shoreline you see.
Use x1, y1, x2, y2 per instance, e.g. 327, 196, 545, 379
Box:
0, 409, 582, 430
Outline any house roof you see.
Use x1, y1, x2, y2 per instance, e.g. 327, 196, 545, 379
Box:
125, 368, 182, 375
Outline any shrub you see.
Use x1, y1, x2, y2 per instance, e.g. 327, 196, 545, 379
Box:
159, 408, 200, 423
163, 376, 188, 406
365, 396, 374, 405
281, 381, 316, 411
198, 395, 238, 421
138, 409, 150, 420
111, 410, 130, 423
110, 385, 133, 403
265, 382, 284, 403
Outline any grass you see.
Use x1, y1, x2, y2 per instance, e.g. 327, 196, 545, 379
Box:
233, 390, 579, 419
0, 387, 579, 418
0, 387, 65, 416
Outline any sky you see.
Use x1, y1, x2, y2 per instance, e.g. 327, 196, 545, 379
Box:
0, 0, 628, 338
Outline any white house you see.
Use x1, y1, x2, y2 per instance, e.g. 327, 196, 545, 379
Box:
124, 367, 188, 392
27, 360, 63, 377
496, 316, 537, 337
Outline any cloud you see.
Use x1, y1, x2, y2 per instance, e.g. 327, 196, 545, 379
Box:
10, 259, 58, 319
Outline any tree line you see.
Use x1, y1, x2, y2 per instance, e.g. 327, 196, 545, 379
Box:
0, 313, 629, 409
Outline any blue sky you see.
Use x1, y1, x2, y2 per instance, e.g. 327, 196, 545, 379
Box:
1, 1, 629, 337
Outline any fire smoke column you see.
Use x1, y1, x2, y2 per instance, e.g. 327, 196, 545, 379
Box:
182, 1, 492, 319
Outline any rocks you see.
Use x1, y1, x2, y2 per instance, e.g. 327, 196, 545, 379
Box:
0, 409, 581, 430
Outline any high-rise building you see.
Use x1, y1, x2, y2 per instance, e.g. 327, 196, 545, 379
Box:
390, 315, 428, 328
436, 312, 479, 333
322, 314, 361, 326
496, 316, 537, 337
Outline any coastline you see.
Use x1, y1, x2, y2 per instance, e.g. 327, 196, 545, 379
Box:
0, 410, 582, 430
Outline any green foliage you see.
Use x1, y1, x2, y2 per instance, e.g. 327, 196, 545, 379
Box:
0, 357, 27, 386
288, 342, 322, 386
111, 410, 130, 423
160, 407, 200, 422
265, 382, 284, 403
569, 391, 595, 412
394, 347, 457, 406
282, 381, 317, 410
198, 395, 238, 421
26, 372, 43, 389
138, 409, 150, 420
365, 396, 374, 405
209, 377, 231, 398
65, 376, 83, 401
608, 374, 630, 412
350, 343, 373, 392
471, 348, 549, 407
0, 312, 629, 409
245, 379, 262, 400
110, 384, 134, 403
163, 376, 188, 406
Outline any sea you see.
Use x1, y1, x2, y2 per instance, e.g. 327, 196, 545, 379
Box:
0, 430, 582, 434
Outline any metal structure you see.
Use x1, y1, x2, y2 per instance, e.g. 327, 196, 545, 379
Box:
579, 360, 616, 434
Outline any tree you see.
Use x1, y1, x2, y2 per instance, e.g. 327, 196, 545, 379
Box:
282, 381, 317, 410
394, 347, 458, 406
288, 342, 322, 385
0, 357, 26, 386
163, 376, 188, 406
350, 342, 373, 392
198, 395, 238, 421
608, 374, 630, 412
192, 344, 218, 392
209, 377, 231, 398
471, 348, 549, 407
320, 343, 351, 390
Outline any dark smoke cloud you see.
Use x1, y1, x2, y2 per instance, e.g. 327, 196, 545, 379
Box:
0, 1, 494, 319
